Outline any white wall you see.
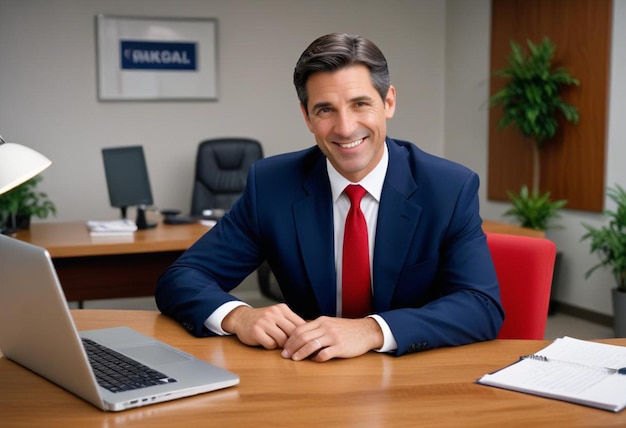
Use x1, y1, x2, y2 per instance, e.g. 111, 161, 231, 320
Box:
0, 0, 445, 220
2, 0, 624, 317
445, 0, 626, 317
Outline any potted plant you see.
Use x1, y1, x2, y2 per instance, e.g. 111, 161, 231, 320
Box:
504, 185, 567, 231
490, 37, 579, 313
0, 175, 56, 234
490, 37, 578, 226
581, 184, 626, 336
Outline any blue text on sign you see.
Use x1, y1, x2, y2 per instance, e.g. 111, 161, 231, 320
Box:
120, 40, 197, 71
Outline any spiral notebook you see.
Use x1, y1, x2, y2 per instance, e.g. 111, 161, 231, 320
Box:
477, 336, 626, 412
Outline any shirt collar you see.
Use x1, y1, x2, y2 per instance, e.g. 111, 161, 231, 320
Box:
327, 141, 388, 203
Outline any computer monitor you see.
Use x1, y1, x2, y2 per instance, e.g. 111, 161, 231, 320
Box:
101, 146, 156, 229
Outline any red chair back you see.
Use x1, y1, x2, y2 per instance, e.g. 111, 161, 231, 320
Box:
486, 232, 557, 339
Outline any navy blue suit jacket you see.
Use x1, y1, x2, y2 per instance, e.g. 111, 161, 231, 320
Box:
156, 138, 504, 356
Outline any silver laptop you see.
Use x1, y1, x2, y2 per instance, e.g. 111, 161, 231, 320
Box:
0, 234, 239, 411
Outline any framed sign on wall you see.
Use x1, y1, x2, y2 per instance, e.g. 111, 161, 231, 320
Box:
96, 15, 218, 101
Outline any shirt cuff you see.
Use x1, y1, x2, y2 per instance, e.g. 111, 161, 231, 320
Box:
368, 314, 398, 353
204, 301, 251, 335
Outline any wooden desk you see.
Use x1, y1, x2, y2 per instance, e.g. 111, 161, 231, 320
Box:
1, 310, 623, 426
14, 219, 539, 304
15, 222, 210, 302
482, 219, 545, 238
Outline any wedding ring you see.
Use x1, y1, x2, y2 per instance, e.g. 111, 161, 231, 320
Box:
314, 339, 322, 348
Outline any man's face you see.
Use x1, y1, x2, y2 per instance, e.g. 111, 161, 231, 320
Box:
301, 65, 396, 183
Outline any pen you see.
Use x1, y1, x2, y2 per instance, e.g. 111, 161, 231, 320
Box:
521, 354, 626, 375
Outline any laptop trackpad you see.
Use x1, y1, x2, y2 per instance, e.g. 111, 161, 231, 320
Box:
121, 344, 191, 365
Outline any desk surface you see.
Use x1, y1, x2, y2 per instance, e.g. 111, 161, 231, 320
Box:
17, 219, 542, 259
1, 309, 623, 427
482, 219, 545, 238
15, 221, 211, 258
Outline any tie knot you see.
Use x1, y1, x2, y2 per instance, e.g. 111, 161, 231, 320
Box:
344, 184, 367, 205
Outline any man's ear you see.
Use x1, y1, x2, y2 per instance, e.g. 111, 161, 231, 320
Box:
300, 103, 314, 133
384, 85, 397, 119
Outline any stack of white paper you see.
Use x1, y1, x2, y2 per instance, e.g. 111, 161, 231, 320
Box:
86, 219, 138, 236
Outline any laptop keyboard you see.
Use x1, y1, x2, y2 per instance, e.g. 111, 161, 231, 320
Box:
82, 338, 177, 393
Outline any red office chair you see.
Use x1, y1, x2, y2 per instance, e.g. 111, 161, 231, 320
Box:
486, 232, 557, 339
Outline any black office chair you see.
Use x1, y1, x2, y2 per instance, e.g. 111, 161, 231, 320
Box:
190, 138, 263, 215
190, 138, 283, 302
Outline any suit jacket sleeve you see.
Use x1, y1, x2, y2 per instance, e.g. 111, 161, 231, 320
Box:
372, 140, 504, 355
155, 167, 265, 337
155, 147, 330, 336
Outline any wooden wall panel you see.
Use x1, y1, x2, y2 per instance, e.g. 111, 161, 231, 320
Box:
488, 0, 611, 212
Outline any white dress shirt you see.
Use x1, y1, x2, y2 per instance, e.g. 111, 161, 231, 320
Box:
205, 143, 398, 353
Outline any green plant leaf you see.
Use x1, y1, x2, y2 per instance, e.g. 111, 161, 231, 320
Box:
504, 185, 567, 231
0, 176, 56, 227
490, 37, 579, 147
581, 184, 626, 291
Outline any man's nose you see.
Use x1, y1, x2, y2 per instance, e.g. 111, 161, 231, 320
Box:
334, 110, 357, 137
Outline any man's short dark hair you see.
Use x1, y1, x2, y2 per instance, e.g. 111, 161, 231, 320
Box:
293, 33, 390, 113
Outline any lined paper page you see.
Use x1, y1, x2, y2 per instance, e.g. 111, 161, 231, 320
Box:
540, 336, 626, 369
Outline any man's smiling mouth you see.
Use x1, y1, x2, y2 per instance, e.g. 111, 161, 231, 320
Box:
337, 138, 364, 149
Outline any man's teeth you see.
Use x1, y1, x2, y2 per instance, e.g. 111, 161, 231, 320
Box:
339, 139, 363, 148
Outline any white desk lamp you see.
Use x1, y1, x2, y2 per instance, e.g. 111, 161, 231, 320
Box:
0, 134, 52, 195
0, 134, 52, 235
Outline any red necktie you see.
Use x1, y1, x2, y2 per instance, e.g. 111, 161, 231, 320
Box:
342, 184, 372, 318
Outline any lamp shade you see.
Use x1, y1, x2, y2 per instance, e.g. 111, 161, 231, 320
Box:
0, 137, 52, 195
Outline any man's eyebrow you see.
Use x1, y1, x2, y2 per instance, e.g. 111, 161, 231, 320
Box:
350, 95, 374, 103
311, 96, 374, 112
311, 101, 332, 112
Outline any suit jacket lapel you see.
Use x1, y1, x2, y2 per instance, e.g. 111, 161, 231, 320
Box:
373, 141, 421, 311
292, 156, 337, 315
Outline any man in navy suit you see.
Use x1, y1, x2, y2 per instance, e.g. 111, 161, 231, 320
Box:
156, 33, 504, 362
